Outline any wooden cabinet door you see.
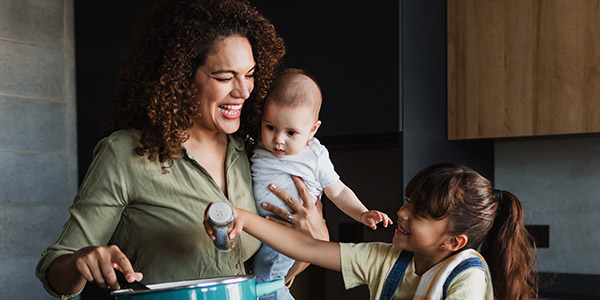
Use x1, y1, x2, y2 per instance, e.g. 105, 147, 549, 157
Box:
447, 0, 600, 140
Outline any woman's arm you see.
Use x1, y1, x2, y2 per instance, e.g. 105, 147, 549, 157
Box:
47, 254, 87, 294
42, 135, 143, 295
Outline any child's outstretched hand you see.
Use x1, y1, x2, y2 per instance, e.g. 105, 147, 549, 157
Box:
360, 210, 393, 230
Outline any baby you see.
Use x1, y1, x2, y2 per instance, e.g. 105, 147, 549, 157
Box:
251, 68, 392, 299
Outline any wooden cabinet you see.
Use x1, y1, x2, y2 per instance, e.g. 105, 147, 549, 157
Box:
447, 0, 600, 140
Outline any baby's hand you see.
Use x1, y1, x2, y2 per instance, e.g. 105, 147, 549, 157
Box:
360, 210, 393, 230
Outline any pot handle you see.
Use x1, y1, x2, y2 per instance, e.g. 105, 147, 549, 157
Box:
255, 279, 285, 297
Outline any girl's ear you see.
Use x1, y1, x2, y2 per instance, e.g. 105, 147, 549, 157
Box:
443, 234, 469, 252
309, 120, 321, 139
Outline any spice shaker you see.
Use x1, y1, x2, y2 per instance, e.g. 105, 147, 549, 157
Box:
207, 202, 236, 252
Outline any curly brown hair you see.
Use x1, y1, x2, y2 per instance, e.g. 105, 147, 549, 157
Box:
105, 0, 285, 164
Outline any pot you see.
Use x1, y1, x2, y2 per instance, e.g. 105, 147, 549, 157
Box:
111, 276, 283, 300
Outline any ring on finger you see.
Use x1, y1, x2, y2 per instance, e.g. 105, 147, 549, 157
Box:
286, 212, 294, 223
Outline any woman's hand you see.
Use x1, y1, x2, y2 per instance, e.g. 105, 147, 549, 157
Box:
72, 245, 142, 290
48, 245, 142, 294
260, 175, 329, 241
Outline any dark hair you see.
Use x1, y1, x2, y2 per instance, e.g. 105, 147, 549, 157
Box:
405, 163, 538, 300
105, 0, 285, 164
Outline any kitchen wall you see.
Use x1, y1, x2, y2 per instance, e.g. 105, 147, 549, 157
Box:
495, 135, 600, 274
401, 0, 493, 186
0, 0, 76, 299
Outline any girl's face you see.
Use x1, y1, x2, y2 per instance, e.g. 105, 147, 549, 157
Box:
393, 199, 450, 256
192, 35, 256, 134
260, 101, 320, 157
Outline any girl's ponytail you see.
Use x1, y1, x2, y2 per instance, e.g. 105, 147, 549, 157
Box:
480, 190, 538, 300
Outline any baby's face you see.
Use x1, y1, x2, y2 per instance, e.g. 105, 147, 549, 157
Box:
261, 102, 319, 157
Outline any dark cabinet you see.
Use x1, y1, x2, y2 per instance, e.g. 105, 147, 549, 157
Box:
253, 1, 401, 139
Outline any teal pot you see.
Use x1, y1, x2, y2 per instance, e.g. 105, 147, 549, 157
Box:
111, 276, 284, 300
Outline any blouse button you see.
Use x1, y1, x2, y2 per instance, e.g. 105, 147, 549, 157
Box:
235, 263, 241, 269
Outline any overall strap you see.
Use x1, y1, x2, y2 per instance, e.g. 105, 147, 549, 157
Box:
379, 250, 413, 300
442, 257, 484, 299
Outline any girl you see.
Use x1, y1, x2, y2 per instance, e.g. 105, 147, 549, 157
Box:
206, 163, 538, 299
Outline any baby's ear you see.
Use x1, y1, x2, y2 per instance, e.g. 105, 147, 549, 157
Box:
309, 120, 322, 138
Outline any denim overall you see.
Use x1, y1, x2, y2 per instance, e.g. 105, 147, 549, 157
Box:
378, 251, 484, 300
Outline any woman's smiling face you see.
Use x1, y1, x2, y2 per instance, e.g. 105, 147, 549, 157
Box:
193, 35, 256, 134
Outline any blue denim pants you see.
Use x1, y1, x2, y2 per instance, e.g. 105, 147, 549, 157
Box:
253, 243, 295, 300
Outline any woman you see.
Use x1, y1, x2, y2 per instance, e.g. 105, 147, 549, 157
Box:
35, 0, 327, 298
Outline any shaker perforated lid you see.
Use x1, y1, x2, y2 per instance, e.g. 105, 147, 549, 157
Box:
207, 202, 234, 226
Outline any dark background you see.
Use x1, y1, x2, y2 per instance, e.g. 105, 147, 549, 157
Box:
74, 0, 159, 183
74, 0, 403, 184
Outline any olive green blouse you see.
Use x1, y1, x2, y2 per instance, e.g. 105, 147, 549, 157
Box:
35, 129, 260, 299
